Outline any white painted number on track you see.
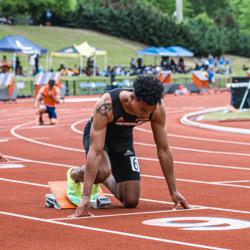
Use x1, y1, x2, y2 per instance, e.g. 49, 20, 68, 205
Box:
143, 217, 250, 231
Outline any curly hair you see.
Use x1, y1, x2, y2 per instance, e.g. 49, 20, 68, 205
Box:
133, 75, 164, 105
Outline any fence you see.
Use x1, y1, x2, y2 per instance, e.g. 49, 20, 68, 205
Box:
14, 74, 230, 98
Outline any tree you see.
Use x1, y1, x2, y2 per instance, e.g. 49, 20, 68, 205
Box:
0, 0, 77, 24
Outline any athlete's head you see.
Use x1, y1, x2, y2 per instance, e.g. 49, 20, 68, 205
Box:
133, 75, 164, 106
48, 79, 55, 88
131, 75, 164, 118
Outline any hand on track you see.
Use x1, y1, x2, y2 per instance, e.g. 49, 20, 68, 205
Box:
171, 191, 190, 210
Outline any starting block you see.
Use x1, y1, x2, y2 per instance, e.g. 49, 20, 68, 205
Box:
47, 181, 111, 209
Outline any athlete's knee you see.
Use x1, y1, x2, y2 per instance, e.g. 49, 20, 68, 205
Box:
50, 118, 57, 125
123, 197, 139, 208
122, 193, 139, 208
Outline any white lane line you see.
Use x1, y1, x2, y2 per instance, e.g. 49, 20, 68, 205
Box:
50, 208, 205, 221
71, 120, 250, 158
213, 180, 250, 184
136, 127, 250, 146
5, 155, 76, 168
70, 119, 88, 134
139, 157, 250, 171
135, 142, 250, 158
0, 178, 48, 187
0, 164, 25, 169
11, 122, 83, 152
4, 154, 250, 188
0, 177, 249, 215
141, 174, 250, 189
0, 139, 9, 142
0, 211, 228, 250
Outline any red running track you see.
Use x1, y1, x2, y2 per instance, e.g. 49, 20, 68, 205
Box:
0, 92, 249, 250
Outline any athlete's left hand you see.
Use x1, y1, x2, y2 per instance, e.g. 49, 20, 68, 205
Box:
171, 191, 190, 210
69, 196, 93, 218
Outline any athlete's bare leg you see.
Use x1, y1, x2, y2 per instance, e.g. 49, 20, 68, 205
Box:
71, 151, 140, 208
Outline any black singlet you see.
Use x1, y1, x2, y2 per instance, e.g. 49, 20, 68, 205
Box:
85, 88, 152, 147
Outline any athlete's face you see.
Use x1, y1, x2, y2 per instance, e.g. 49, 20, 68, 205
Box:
132, 97, 157, 119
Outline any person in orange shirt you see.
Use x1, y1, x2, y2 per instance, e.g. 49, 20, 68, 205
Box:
34, 79, 60, 125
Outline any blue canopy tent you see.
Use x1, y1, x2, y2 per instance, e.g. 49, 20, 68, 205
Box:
137, 47, 177, 65
0, 35, 48, 74
164, 46, 194, 57
137, 47, 177, 57
0, 35, 47, 54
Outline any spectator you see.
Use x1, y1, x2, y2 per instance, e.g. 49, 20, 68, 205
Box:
72, 64, 80, 76
46, 9, 52, 26
15, 56, 23, 75
160, 56, 170, 70
177, 57, 186, 73
130, 58, 136, 70
136, 57, 143, 69
1, 55, 10, 73
35, 55, 39, 75
170, 58, 177, 72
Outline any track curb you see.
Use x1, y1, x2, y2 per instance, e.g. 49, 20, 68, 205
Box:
180, 107, 250, 135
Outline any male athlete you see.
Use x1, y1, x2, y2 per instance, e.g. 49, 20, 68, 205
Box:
69, 75, 189, 217
34, 79, 60, 125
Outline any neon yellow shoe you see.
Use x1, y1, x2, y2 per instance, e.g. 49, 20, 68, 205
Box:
66, 168, 102, 206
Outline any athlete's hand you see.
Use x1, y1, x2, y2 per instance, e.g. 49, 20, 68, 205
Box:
171, 191, 190, 210
69, 196, 93, 218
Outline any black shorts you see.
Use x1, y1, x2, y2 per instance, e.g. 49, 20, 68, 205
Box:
46, 106, 57, 119
83, 120, 140, 183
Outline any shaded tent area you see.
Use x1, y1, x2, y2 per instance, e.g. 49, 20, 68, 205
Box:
137, 45, 199, 94
0, 35, 48, 72
50, 42, 107, 76
0, 35, 48, 100
137, 45, 193, 57
0, 35, 47, 54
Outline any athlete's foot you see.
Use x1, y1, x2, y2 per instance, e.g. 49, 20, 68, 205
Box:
39, 114, 43, 125
0, 154, 8, 162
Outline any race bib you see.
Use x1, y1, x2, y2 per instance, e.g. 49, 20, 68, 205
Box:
130, 156, 140, 172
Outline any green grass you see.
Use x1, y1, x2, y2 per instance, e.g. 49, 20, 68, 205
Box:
0, 25, 145, 71
200, 110, 250, 121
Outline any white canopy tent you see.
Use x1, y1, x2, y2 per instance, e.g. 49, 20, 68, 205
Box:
50, 42, 107, 76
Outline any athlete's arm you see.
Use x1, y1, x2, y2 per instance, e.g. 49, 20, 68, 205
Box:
34, 87, 43, 110
51, 87, 60, 104
151, 101, 189, 209
71, 93, 113, 217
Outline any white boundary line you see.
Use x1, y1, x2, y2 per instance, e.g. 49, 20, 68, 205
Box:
0, 211, 228, 250
49, 208, 206, 221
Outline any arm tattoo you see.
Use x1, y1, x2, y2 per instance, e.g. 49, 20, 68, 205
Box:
96, 97, 112, 118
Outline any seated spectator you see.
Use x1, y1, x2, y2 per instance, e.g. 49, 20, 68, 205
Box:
57, 64, 67, 76
170, 58, 177, 72
1, 55, 10, 73
136, 57, 143, 70
177, 57, 186, 73
72, 64, 80, 76
160, 56, 170, 70
15, 56, 23, 75
130, 58, 136, 70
